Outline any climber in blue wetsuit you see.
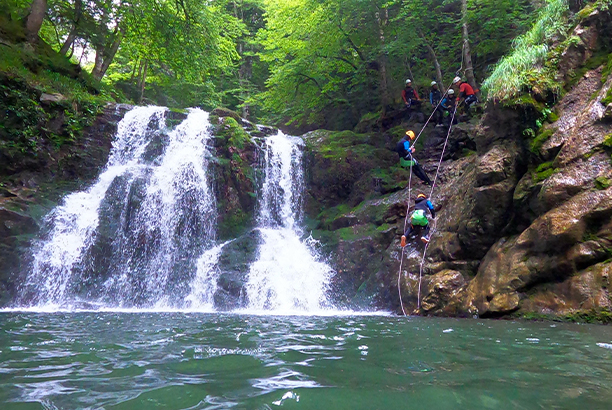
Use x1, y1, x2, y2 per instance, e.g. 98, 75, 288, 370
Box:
395, 130, 432, 186
401, 193, 436, 246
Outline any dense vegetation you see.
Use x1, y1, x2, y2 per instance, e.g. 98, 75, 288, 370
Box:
1, 0, 544, 131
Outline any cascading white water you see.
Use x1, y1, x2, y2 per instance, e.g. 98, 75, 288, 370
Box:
183, 241, 227, 311
245, 132, 334, 313
22, 107, 218, 309
18, 108, 336, 313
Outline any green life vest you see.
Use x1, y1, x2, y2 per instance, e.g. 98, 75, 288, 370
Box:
411, 209, 428, 226
400, 157, 416, 167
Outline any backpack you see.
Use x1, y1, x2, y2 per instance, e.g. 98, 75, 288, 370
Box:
411, 209, 428, 226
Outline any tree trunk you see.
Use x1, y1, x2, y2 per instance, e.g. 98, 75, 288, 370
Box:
91, 29, 123, 81
25, 0, 47, 43
60, 0, 82, 55
97, 31, 123, 80
91, 45, 105, 80
138, 60, 149, 104
130, 59, 140, 81
375, 7, 390, 114
569, 0, 584, 13
60, 28, 77, 55
461, 0, 479, 96
421, 35, 445, 93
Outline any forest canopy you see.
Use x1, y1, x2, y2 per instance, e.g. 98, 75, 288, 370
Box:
2, 0, 576, 130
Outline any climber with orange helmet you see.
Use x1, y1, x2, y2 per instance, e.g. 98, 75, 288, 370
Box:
401, 193, 436, 247
395, 130, 432, 186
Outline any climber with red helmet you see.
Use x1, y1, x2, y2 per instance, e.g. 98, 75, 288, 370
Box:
401, 193, 436, 246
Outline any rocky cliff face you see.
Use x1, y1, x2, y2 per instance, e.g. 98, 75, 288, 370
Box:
305, 4, 612, 321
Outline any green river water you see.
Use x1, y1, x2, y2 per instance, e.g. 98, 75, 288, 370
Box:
1, 312, 612, 409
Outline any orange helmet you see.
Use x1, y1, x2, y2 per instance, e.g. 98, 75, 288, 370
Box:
405, 130, 416, 140
417, 193, 427, 199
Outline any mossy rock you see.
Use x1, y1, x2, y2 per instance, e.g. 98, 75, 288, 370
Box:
595, 176, 612, 190
211, 107, 242, 123
530, 127, 557, 154
216, 117, 251, 149
531, 161, 557, 182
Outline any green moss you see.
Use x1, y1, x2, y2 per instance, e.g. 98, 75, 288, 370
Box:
359, 111, 381, 123
602, 54, 612, 84
547, 110, 559, 122
514, 308, 612, 324
595, 176, 612, 190
564, 309, 612, 324
217, 207, 251, 239
503, 94, 545, 110
576, 3, 598, 19
530, 127, 557, 153
217, 117, 251, 150
565, 50, 611, 91
532, 161, 556, 182
336, 223, 380, 242
603, 133, 612, 148
602, 88, 612, 106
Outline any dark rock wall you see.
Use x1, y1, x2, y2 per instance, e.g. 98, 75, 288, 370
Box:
0, 104, 127, 304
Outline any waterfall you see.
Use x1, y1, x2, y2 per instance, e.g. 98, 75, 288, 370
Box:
21, 107, 217, 309
17, 108, 335, 313
244, 132, 334, 313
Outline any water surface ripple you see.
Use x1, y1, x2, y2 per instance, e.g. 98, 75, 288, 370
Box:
1, 313, 612, 409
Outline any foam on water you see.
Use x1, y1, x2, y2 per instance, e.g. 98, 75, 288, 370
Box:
244, 132, 335, 313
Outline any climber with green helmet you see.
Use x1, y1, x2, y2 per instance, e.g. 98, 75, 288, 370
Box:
395, 130, 432, 186
401, 193, 436, 247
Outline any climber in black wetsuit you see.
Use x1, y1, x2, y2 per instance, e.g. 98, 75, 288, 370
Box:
401, 193, 436, 246
395, 130, 432, 186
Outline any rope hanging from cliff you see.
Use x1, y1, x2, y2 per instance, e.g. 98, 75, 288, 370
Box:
416, 103, 459, 310
397, 45, 465, 315
397, 102, 459, 315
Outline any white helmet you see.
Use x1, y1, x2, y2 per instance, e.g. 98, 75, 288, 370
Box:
448, 89, 455, 95
431, 81, 437, 86
405, 79, 412, 84
453, 76, 462, 84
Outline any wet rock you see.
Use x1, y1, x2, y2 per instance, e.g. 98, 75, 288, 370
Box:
537, 153, 610, 212
421, 270, 466, 313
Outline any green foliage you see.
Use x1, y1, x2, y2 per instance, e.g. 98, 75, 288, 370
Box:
602, 54, 612, 84
253, 0, 534, 129
602, 88, 612, 106
483, 0, 569, 101
595, 176, 612, 190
